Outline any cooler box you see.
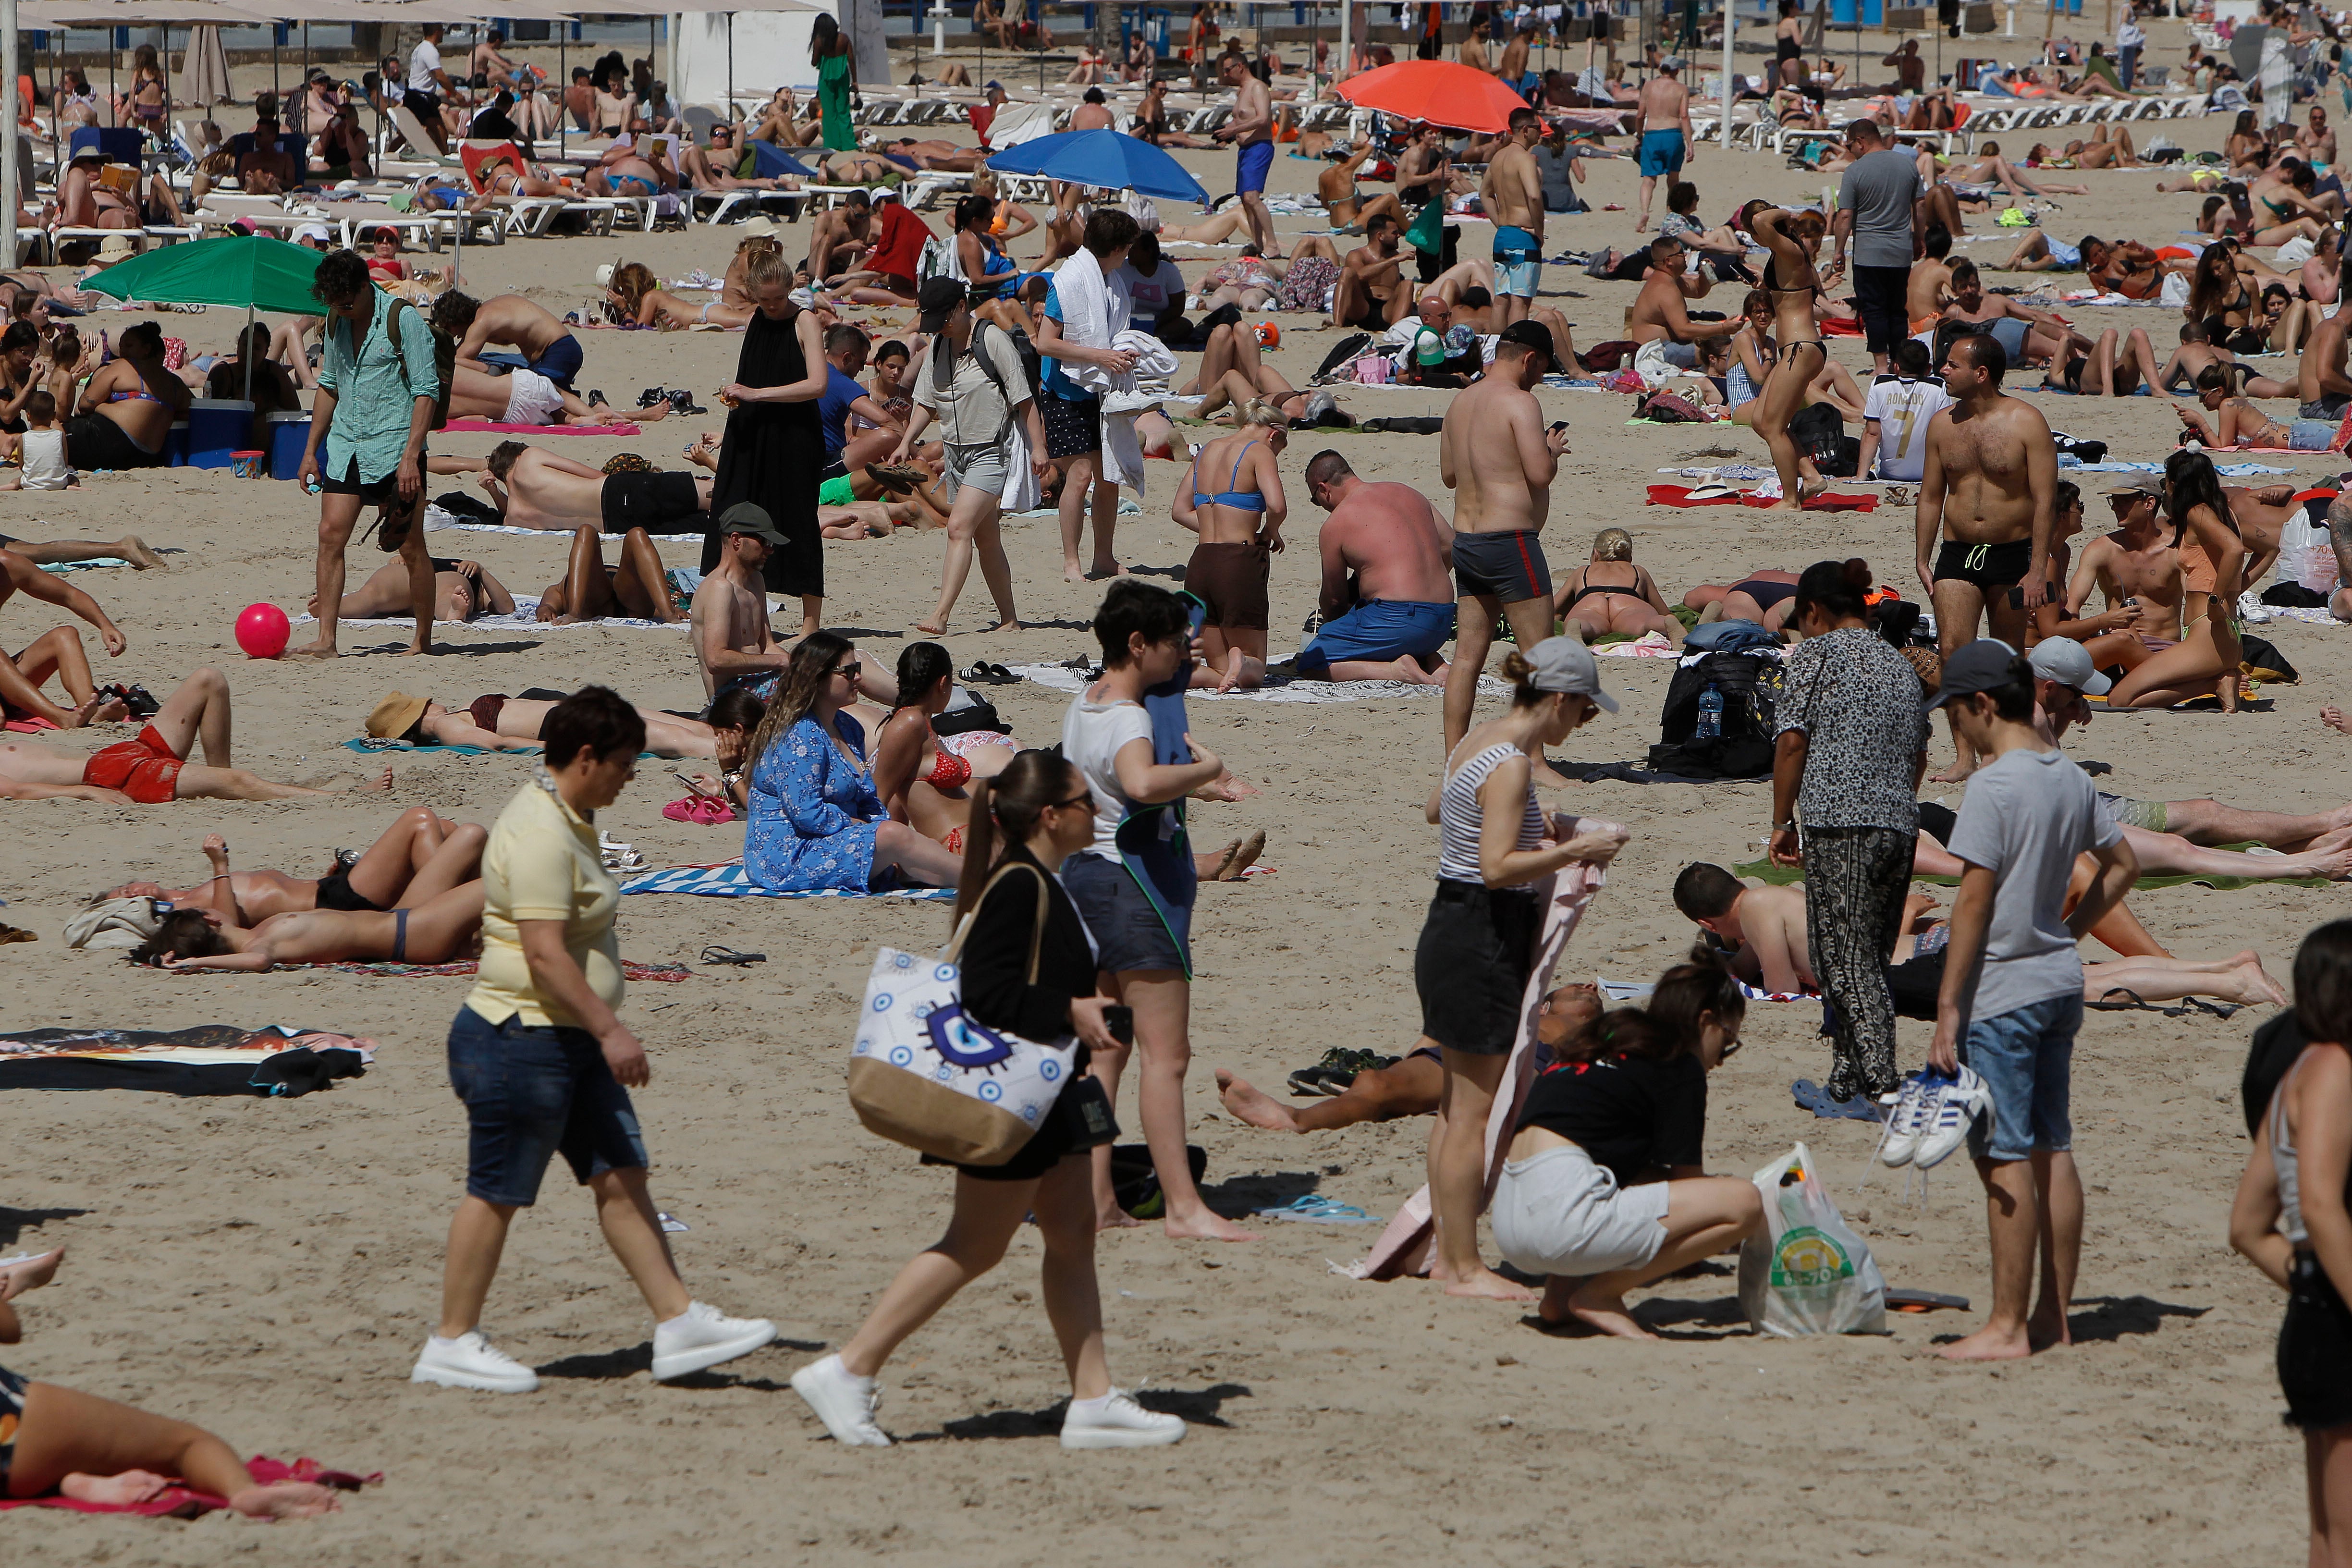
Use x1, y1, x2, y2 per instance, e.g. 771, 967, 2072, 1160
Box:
266, 411, 311, 479
181, 398, 253, 469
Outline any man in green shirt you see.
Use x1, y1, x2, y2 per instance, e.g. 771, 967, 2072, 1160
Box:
292, 249, 439, 659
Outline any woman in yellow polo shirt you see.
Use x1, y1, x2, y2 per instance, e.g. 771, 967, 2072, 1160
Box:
410, 686, 775, 1395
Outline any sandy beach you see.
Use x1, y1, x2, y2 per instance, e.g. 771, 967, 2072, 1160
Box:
1, 26, 2344, 1562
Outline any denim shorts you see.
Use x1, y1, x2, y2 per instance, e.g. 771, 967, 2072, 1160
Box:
447, 1005, 649, 1207
1060, 851, 1189, 975
1960, 992, 2082, 1162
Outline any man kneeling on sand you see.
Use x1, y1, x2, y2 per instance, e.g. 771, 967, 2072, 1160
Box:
1289, 450, 1458, 683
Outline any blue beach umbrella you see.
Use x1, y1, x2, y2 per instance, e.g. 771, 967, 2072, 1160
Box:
986, 130, 1210, 206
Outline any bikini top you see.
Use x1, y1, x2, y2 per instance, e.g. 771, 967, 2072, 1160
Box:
107, 382, 159, 404
1189, 440, 1266, 514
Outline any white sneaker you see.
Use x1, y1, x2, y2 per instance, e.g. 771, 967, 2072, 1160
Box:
790, 1353, 892, 1446
650, 1300, 777, 1381
411, 1329, 539, 1393
1875, 1073, 1942, 1168
1915, 1066, 1993, 1169
1102, 388, 1165, 416
1060, 1389, 1186, 1450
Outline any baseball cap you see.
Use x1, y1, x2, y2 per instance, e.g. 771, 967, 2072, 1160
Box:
2105, 478, 2162, 500
1496, 319, 1555, 369
1660, 55, 1685, 71
2027, 635, 2112, 696
1924, 638, 2026, 709
916, 276, 969, 332
1525, 636, 1618, 712
717, 502, 788, 549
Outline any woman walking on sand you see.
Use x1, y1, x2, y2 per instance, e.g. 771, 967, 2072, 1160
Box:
704, 245, 828, 641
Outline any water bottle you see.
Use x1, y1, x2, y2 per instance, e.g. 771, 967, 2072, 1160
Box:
1695, 684, 1724, 742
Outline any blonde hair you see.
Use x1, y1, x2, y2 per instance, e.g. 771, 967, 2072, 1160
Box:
609, 260, 657, 313
742, 240, 792, 290
1236, 398, 1288, 430
1592, 527, 1633, 562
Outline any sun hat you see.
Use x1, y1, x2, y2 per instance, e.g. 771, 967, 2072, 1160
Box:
365, 691, 431, 739
1524, 636, 1618, 712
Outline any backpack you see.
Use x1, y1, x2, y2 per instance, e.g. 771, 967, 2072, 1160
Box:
917, 233, 963, 285
927, 320, 1035, 431
1788, 400, 1858, 478
1649, 650, 1779, 780
381, 298, 455, 432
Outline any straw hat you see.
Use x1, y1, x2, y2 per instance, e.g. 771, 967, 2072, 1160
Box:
365, 691, 431, 739
96, 233, 139, 262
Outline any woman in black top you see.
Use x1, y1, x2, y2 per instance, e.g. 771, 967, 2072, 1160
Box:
789, 752, 1185, 1452
704, 245, 827, 636
1491, 963, 1764, 1338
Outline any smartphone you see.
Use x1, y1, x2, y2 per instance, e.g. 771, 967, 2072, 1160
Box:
1102, 1004, 1135, 1045
673, 770, 702, 791
1548, 420, 1569, 435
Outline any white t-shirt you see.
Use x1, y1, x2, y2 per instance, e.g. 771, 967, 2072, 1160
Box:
18, 429, 71, 490
1118, 258, 1186, 320
408, 39, 442, 94
1061, 694, 1154, 861
1862, 375, 1951, 482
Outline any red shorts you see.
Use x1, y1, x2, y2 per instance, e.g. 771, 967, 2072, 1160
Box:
83, 723, 185, 803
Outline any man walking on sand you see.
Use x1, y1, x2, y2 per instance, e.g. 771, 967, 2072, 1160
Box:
1438, 321, 1565, 755
1915, 332, 2056, 777
1213, 56, 1277, 256
1632, 57, 1693, 233
1481, 108, 1546, 329
1925, 640, 2137, 1361
292, 249, 439, 661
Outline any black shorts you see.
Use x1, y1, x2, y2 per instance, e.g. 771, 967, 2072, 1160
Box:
318, 453, 403, 503
1851, 264, 1910, 355
1414, 880, 1539, 1056
926, 1067, 1117, 1181
1041, 390, 1101, 459
314, 867, 385, 913
1453, 528, 1553, 605
1933, 537, 2033, 594
64, 413, 165, 472
600, 469, 704, 532
1184, 540, 1271, 631
2283, 1253, 2352, 1431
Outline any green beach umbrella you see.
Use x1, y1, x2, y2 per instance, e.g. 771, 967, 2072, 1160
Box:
85, 233, 325, 317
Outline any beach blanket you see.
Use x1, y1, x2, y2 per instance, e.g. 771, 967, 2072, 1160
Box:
1346, 856, 1613, 1281
2069, 460, 2295, 475
344, 736, 508, 756
295, 589, 692, 634
619, 859, 956, 900
0, 1457, 380, 1518
1009, 660, 1500, 703
423, 503, 703, 543
440, 419, 643, 436
308, 958, 692, 980
1735, 852, 2327, 894
0, 1024, 373, 1096
1648, 482, 1879, 512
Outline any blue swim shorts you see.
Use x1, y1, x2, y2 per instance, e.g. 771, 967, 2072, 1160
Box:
527, 333, 585, 388
1493, 223, 1541, 298
1296, 599, 1457, 678
1637, 128, 1685, 179
1960, 992, 2082, 1164
1236, 139, 1275, 194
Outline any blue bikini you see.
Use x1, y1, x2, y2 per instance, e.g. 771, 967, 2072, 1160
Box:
1188, 440, 1266, 514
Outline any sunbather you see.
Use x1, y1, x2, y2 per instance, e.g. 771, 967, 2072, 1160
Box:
322, 555, 516, 624
2174, 373, 2336, 450
585, 140, 674, 199
0, 544, 132, 729
871, 643, 1020, 850
1554, 528, 1683, 645
101, 808, 481, 921
606, 260, 743, 333
1682, 569, 1803, 631
134, 877, 487, 973
363, 689, 717, 758
446, 363, 629, 427
534, 526, 683, 625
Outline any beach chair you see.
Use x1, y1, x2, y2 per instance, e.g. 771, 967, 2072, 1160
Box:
491, 195, 568, 237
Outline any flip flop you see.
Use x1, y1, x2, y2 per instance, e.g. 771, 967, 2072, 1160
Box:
698, 945, 767, 966
865, 463, 924, 495
2086, 987, 2191, 1017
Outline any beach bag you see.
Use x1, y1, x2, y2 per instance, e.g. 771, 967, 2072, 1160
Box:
1354, 355, 1394, 384
2279, 507, 2341, 594
847, 864, 1078, 1165
1736, 1142, 1888, 1336
1650, 649, 1777, 780
1637, 389, 1708, 424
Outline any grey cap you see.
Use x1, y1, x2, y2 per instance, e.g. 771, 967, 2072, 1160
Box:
1925, 637, 2025, 710
1525, 636, 1618, 712
718, 502, 788, 548
2027, 635, 2112, 696
2105, 478, 2162, 500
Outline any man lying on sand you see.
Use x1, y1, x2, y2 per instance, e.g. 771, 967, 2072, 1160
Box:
326, 554, 518, 624
481, 441, 710, 533
0, 668, 392, 803
100, 807, 480, 920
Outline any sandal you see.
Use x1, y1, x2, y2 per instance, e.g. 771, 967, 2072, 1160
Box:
662, 794, 737, 824
865, 462, 924, 495
698, 945, 767, 966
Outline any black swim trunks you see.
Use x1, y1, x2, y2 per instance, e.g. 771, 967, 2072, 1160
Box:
600, 470, 704, 533
1933, 537, 2033, 593
315, 867, 385, 913
1452, 529, 1554, 604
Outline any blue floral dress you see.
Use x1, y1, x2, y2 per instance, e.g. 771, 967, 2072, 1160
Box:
744, 713, 885, 893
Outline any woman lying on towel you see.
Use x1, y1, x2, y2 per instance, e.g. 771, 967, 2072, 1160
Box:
363, 690, 718, 759
101, 809, 483, 922
131, 874, 487, 973
0, 1255, 340, 1518
741, 632, 966, 894
606, 261, 749, 332
872, 642, 1021, 851
446, 363, 630, 428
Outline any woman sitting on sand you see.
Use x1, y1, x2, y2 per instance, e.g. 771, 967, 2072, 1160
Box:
872, 643, 1021, 850
2109, 450, 2248, 711
325, 556, 517, 624
1553, 528, 1684, 645
364, 690, 718, 758
677, 685, 770, 814
132, 851, 488, 974
1490, 962, 1764, 1338
0, 1252, 342, 1517
742, 633, 966, 894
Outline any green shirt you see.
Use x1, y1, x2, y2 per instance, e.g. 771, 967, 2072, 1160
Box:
316, 285, 437, 484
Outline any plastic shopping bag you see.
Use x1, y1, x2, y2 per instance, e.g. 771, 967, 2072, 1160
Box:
1736, 1142, 1887, 1337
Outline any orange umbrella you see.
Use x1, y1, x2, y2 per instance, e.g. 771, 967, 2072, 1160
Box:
1335, 60, 1531, 135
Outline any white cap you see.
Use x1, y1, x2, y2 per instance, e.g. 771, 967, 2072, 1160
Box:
2026, 636, 2112, 696
1524, 636, 1619, 712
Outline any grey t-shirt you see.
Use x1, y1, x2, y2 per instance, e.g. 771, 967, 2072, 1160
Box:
1946, 746, 2120, 1022
1838, 148, 1923, 270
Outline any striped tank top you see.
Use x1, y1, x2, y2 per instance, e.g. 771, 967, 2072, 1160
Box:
1437, 741, 1546, 885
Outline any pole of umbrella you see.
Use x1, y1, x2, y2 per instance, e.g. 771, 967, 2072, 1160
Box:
1, 0, 15, 273
1719, 0, 1732, 141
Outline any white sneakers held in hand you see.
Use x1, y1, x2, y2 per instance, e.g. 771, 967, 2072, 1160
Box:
1876, 1066, 1994, 1171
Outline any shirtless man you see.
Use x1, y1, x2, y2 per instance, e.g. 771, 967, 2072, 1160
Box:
1293, 449, 1457, 684
2159, 321, 2295, 398
1916, 332, 2057, 777
2062, 480, 2186, 681
1905, 224, 1955, 331
1940, 258, 2074, 368
0, 546, 129, 729
1213, 56, 1277, 256
1331, 213, 1415, 330
2303, 105, 2339, 166
452, 294, 583, 390
1394, 122, 1453, 233
1496, 22, 1534, 96
1481, 108, 1546, 329
0, 667, 392, 804
805, 191, 875, 282
1458, 15, 1493, 73
689, 505, 797, 702
1437, 322, 1565, 754
236, 118, 302, 195
480, 442, 711, 534
2297, 304, 2352, 420
1672, 865, 1816, 995
1632, 57, 1694, 233
101, 807, 479, 922
1626, 235, 1711, 384
1068, 87, 1115, 131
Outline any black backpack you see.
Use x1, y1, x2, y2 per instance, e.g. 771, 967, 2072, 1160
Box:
1649, 650, 1779, 780
1788, 400, 1860, 478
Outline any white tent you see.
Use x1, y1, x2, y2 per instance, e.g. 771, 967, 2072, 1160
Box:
672, 0, 884, 112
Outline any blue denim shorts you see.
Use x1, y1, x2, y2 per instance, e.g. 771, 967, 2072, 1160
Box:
1060, 851, 1189, 975
1960, 992, 2082, 1162
447, 1005, 649, 1207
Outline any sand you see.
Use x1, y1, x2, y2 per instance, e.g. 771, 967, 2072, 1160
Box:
0, 29, 2340, 1564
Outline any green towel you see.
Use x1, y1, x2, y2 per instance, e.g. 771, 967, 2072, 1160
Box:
1405, 197, 1445, 257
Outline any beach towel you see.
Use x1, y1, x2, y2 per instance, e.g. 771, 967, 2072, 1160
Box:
298, 588, 694, 634
0, 1025, 373, 1096
1344, 857, 1612, 1280
1648, 482, 1879, 512
1011, 661, 1509, 704
308, 958, 692, 980
0, 1456, 380, 1517
619, 859, 956, 900
2069, 460, 2293, 475
422, 502, 703, 543
1054, 250, 1146, 491
439, 419, 642, 436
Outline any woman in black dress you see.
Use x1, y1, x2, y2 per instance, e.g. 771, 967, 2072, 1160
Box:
705, 246, 829, 640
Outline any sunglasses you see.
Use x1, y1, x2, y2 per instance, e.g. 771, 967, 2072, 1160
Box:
1048, 790, 1097, 813
831, 661, 862, 680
